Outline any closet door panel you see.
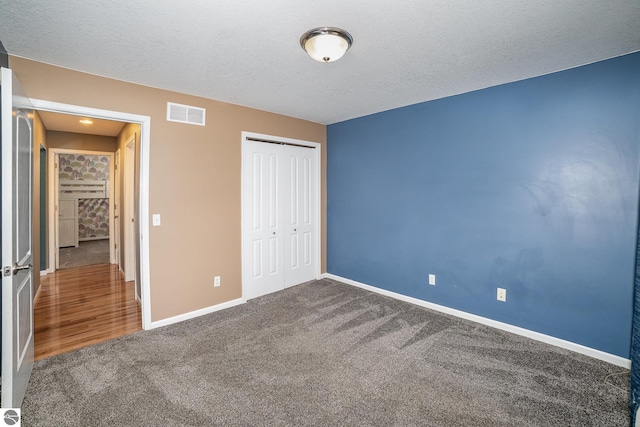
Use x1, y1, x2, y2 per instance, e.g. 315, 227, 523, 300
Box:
243, 142, 285, 299
284, 146, 316, 288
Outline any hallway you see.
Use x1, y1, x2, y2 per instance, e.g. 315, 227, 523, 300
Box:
34, 264, 142, 360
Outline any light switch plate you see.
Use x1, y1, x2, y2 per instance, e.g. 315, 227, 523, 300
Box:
152, 214, 161, 226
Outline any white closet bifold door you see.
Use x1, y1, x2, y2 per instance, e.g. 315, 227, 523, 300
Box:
242, 135, 319, 300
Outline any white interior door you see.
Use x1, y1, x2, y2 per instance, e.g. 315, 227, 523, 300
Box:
243, 140, 286, 299
1, 67, 35, 408
53, 152, 60, 270
284, 145, 317, 288
113, 149, 121, 268
124, 137, 136, 282
242, 133, 319, 300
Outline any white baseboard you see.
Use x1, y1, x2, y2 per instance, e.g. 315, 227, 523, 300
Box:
149, 298, 245, 329
40, 270, 47, 277
322, 273, 631, 368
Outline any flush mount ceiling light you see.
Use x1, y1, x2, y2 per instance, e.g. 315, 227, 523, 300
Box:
300, 27, 353, 63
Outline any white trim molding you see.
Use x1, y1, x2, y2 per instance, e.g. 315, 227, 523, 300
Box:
149, 298, 245, 329
322, 273, 631, 368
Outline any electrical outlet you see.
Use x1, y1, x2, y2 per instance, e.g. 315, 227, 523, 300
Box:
214, 276, 221, 287
428, 274, 436, 286
497, 288, 506, 302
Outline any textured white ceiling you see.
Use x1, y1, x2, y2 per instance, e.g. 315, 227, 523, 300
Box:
1, 1, 639, 125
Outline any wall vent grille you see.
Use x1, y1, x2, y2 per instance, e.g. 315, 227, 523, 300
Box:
167, 102, 206, 126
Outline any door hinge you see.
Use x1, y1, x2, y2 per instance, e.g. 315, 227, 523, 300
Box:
3, 266, 11, 277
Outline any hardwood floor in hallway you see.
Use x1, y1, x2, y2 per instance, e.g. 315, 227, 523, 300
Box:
34, 264, 142, 361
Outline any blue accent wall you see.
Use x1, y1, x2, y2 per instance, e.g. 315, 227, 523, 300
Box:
327, 52, 640, 358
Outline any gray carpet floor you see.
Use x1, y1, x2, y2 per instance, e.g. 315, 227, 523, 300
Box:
58, 239, 110, 269
22, 278, 629, 426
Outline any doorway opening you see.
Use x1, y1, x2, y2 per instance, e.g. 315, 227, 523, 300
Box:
51, 147, 115, 271
34, 111, 145, 360
31, 99, 151, 338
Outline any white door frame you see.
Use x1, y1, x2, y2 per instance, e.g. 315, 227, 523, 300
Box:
32, 98, 152, 330
49, 148, 115, 267
123, 135, 136, 282
240, 131, 321, 299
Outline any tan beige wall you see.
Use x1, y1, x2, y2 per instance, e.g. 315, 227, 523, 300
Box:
47, 131, 117, 152
10, 56, 327, 322
32, 111, 47, 298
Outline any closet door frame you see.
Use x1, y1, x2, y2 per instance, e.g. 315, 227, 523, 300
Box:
241, 131, 321, 300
